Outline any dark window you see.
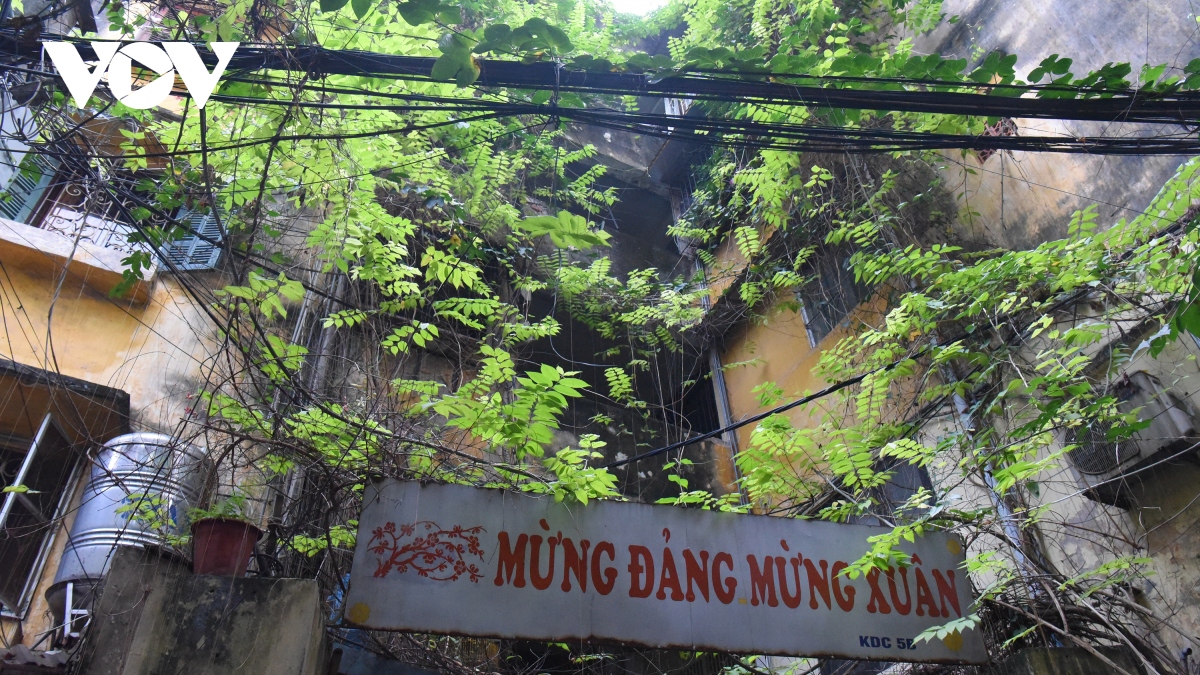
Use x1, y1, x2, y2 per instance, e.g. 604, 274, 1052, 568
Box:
159, 208, 224, 271
0, 415, 77, 614
798, 252, 869, 346
0, 153, 59, 224
680, 362, 721, 436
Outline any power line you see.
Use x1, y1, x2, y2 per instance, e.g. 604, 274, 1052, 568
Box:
13, 34, 1200, 124
602, 357, 902, 470
7, 40, 1200, 155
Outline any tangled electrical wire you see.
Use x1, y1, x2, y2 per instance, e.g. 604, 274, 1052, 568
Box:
4, 32, 1200, 155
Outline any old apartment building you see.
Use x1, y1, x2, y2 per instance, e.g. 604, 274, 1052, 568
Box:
2, 0, 1200, 673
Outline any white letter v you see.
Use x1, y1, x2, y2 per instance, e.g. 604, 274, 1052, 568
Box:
43, 42, 120, 108
163, 42, 240, 109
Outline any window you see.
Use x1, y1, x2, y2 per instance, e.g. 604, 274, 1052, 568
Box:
680, 361, 721, 436
1068, 371, 1197, 476
797, 251, 869, 347
39, 167, 153, 255
159, 208, 224, 271
0, 415, 79, 615
0, 153, 60, 225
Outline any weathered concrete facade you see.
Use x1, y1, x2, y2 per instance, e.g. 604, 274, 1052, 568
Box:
77, 547, 326, 675
0, 211, 222, 645
671, 0, 1200, 667
917, 0, 1200, 250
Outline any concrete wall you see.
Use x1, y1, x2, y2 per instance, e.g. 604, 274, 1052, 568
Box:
901, 2, 1200, 657
989, 647, 1144, 675
0, 220, 219, 645
690, 0, 1200, 659
915, 305, 1200, 658
713, 0, 1200, 455
913, 0, 1200, 250
78, 547, 326, 675
0, 221, 218, 433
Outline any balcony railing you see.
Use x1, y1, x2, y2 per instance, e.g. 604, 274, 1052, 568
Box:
0, 150, 223, 271
40, 207, 145, 256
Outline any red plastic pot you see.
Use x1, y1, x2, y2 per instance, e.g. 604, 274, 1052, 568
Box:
191, 518, 262, 576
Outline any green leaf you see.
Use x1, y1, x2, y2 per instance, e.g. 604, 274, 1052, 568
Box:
396, 0, 436, 25
433, 53, 476, 85
430, 53, 461, 81
1176, 302, 1200, 338
351, 0, 372, 19
319, 0, 349, 13
438, 32, 472, 55
571, 54, 616, 72
558, 92, 585, 108
455, 60, 480, 87
545, 25, 573, 52
516, 211, 611, 249
484, 23, 511, 42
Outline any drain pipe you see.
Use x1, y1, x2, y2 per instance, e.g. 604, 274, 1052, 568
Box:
709, 347, 747, 505
696, 257, 748, 506
947, 385, 1042, 599
266, 272, 342, 543
951, 392, 1030, 569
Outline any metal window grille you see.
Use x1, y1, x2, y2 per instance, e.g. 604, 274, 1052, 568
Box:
1067, 372, 1197, 476
159, 208, 224, 271
1069, 419, 1126, 475
0, 153, 59, 225
796, 252, 869, 346
0, 414, 78, 615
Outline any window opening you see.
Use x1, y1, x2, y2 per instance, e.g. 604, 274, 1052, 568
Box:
40, 166, 156, 255
0, 153, 60, 225
797, 251, 870, 346
0, 414, 78, 615
159, 207, 224, 271
680, 361, 721, 436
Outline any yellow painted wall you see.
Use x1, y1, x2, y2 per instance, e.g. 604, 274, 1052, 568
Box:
719, 292, 891, 450
720, 300, 821, 452
0, 249, 217, 431
0, 235, 218, 646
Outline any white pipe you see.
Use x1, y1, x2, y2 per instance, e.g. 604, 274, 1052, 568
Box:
0, 413, 52, 530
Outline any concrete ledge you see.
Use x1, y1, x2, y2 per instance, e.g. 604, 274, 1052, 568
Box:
0, 218, 153, 304
78, 547, 327, 675
990, 647, 1144, 675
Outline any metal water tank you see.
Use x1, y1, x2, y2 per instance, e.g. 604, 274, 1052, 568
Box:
46, 433, 207, 621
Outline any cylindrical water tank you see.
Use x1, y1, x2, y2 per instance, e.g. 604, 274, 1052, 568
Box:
47, 433, 207, 618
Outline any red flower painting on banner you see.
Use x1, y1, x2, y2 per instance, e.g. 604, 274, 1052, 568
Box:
368, 520, 485, 582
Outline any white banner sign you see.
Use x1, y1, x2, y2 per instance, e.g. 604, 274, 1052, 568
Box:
345, 480, 986, 664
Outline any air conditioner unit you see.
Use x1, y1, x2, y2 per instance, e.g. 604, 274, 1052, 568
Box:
1069, 371, 1199, 508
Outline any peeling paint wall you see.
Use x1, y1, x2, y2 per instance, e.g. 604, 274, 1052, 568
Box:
917, 330, 1200, 656
910, 0, 1200, 656
914, 0, 1200, 250
0, 245, 220, 644
0, 265, 219, 431
702, 0, 1200, 657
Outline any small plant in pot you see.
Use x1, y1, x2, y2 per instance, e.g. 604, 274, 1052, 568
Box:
189, 491, 262, 577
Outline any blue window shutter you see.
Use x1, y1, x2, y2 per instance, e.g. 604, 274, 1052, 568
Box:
0, 154, 59, 224
159, 208, 224, 271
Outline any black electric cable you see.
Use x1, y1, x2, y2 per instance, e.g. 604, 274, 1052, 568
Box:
9, 34, 1200, 125
602, 357, 904, 469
